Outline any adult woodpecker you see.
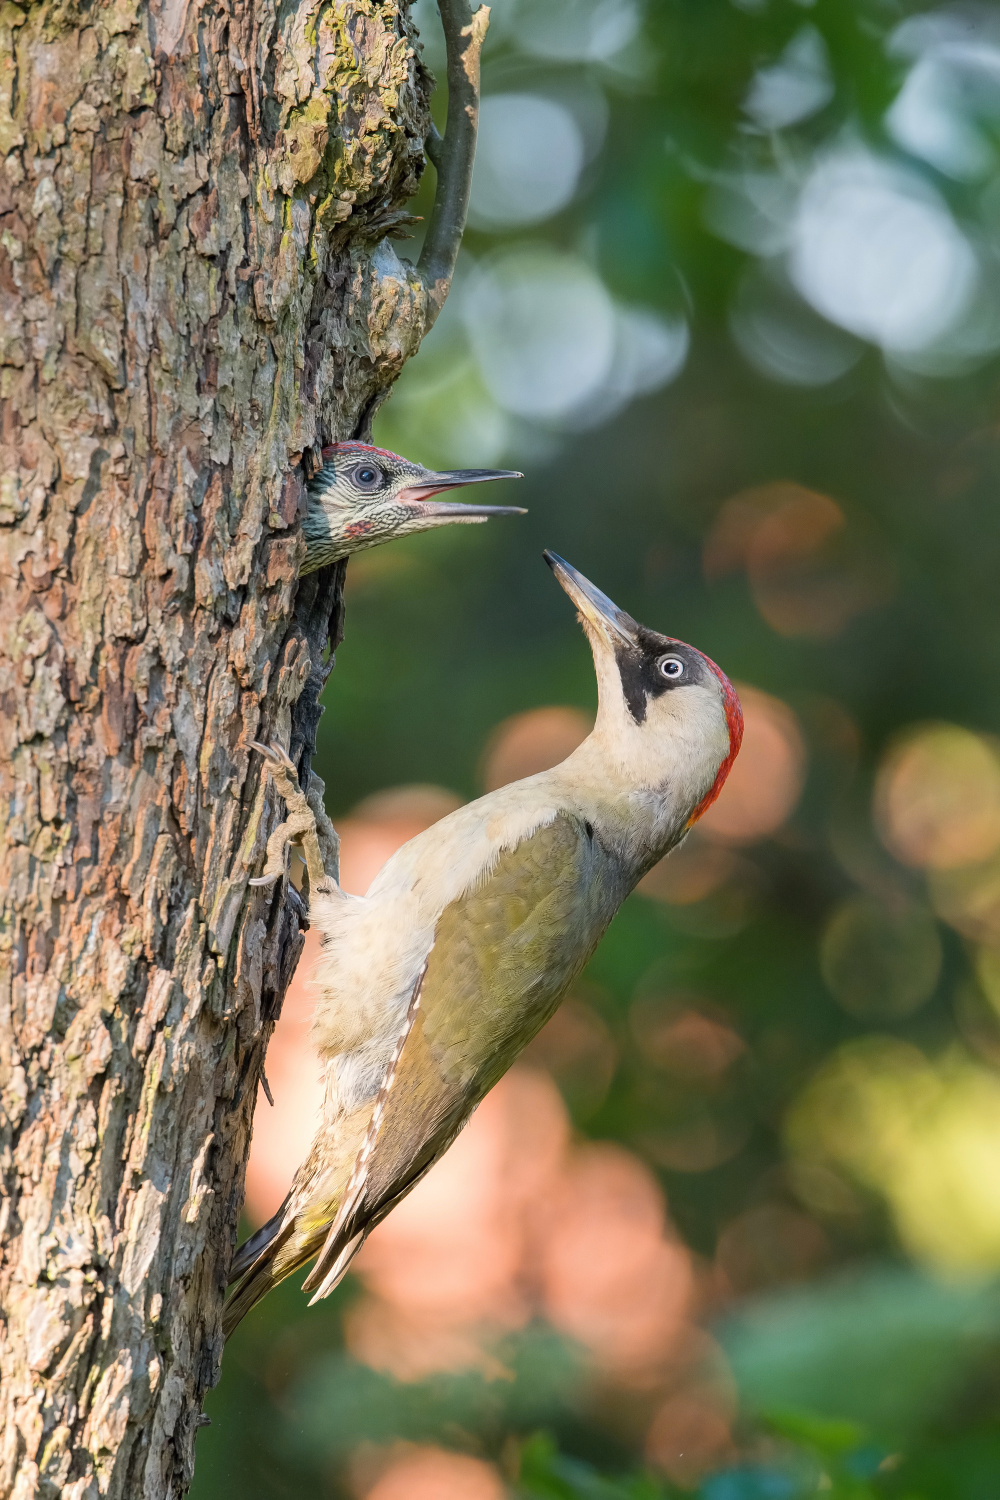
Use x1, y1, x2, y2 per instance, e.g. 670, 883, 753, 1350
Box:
225, 553, 743, 1334
301, 441, 525, 572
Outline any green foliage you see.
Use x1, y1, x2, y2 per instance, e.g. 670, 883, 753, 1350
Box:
719, 1267, 1000, 1440
516, 1432, 669, 1500
283, 1328, 585, 1463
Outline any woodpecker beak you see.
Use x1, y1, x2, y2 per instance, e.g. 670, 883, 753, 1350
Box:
544, 551, 639, 648
396, 468, 525, 521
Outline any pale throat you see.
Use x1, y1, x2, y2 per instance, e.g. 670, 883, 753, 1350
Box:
566, 643, 729, 815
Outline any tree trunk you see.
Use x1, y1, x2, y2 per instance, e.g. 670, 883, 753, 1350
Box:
0, 0, 483, 1493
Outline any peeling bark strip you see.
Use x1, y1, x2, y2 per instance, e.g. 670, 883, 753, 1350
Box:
0, 0, 487, 1494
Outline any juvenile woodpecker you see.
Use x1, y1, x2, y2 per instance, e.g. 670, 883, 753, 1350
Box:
301, 441, 524, 572
225, 553, 743, 1334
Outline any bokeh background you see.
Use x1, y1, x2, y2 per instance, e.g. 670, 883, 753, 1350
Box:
194, 2, 1000, 1496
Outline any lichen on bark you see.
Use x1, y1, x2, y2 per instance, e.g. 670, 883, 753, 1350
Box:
0, 0, 480, 1493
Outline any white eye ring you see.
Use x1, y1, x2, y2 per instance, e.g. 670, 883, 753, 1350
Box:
353, 464, 382, 488
657, 655, 685, 681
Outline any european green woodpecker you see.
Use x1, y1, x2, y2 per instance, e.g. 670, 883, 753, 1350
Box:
224, 553, 743, 1334
301, 441, 524, 572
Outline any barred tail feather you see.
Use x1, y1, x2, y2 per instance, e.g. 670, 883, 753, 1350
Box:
223, 1220, 317, 1340
224, 1197, 317, 1339
222, 1258, 282, 1340
228, 1196, 290, 1286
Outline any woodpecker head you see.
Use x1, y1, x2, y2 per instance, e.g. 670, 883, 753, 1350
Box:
545, 551, 743, 826
301, 442, 525, 572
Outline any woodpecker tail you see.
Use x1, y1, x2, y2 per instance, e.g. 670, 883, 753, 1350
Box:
223, 1253, 289, 1339
224, 1080, 375, 1335
228, 1197, 290, 1285
223, 1202, 321, 1339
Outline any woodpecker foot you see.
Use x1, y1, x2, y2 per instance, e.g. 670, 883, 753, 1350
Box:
249, 741, 332, 895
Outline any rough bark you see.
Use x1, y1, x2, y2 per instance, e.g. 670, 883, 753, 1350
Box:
0, 0, 481, 1494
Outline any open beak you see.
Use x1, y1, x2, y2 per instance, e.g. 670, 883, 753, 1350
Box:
544, 550, 639, 648
396, 468, 525, 520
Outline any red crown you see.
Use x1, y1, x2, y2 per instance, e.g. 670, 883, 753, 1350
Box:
685, 654, 744, 826
320, 441, 402, 463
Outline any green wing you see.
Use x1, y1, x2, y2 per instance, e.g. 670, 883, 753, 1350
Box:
302, 811, 623, 1298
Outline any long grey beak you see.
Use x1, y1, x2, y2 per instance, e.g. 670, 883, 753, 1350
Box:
544, 550, 639, 647
396, 468, 525, 519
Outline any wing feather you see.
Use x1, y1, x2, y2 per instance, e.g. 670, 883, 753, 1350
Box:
303, 811, 622, 1300
302, 961, 428, 1295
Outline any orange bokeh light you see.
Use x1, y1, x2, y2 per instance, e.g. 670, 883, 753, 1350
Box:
521, 995, 617, 1117
639, 839, 743, 906
630, 999, 746, 1082
704, 482, 891, 640
337, 784, 464, 894
646, 1389, 735, 1488
362, 1447, 505, 1500
699, 684, 806, 843
536, 1142, 693, 1378
480, 705, 592, 791
243, 925, 325, 1225
353, 1069, 569, 1336
714, 1204, 828, 1295
874, 723, 1000, 871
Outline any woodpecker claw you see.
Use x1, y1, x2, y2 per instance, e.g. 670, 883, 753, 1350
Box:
250, 740, 333, 895
250, 739, 296, 774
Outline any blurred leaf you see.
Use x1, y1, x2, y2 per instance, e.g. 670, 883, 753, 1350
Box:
281, 1327, 584, 1463
700, 1415, 889, 1500
517, 1432, 669, 1500
764, 1410, 868, 1457
718, 1266, 1000, 1442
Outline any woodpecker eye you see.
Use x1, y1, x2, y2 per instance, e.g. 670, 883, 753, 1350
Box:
352, 464, 383, 490
657, 655, 685, 681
